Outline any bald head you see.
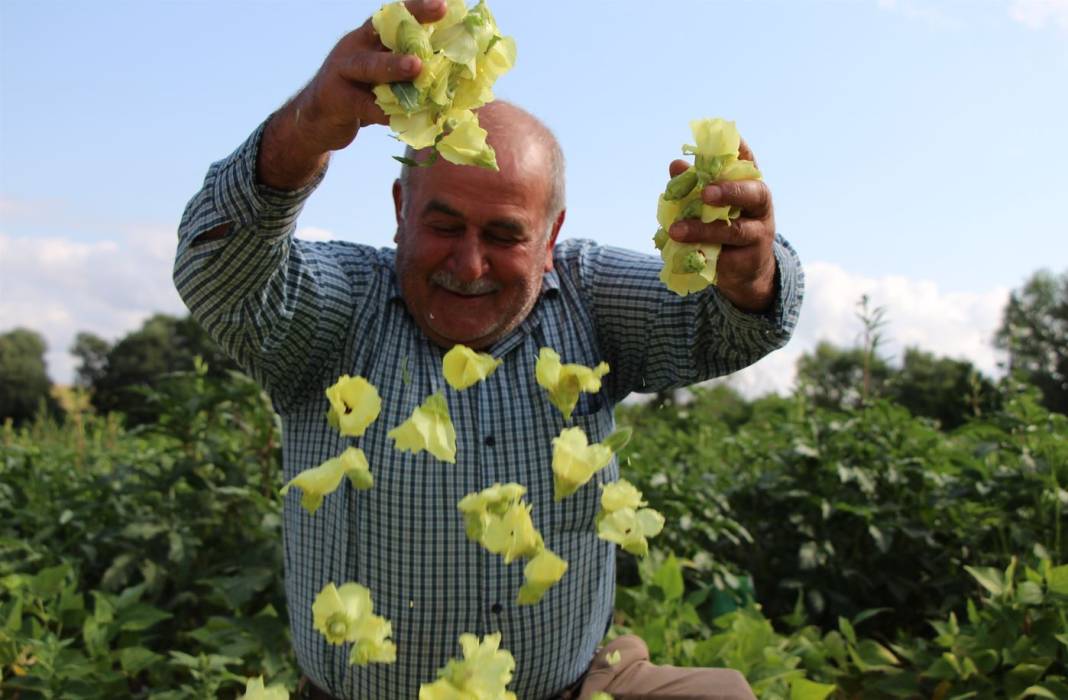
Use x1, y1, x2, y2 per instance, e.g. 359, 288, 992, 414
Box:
398, 101, 566, 228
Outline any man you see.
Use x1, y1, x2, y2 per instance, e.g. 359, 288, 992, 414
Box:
173, 1, 802, 698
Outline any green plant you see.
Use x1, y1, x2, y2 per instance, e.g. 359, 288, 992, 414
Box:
0, 363, 296, 698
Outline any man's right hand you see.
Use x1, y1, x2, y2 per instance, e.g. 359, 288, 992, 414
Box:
257, 0, 447, 190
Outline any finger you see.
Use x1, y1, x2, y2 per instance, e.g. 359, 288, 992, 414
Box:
343, 85, 389, 125
349, 0, 448, 48
407, 0, 448, 24
738, 137, 758, 166
668, 159, 690, 178
348, 17, 384, 50
702, 179, 772, 218
669, 217, 770, 248
337, 51, 423, 85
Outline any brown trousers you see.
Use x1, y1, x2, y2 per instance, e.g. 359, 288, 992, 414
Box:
301, 635, 756, 700
557, 635, 757, 700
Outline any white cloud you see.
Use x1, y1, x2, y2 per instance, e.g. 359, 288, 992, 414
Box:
0, 207, 343, 386
296, 226, 335, 242
0, 220, 1013, 400
723, 261, 1011, 397
0, 230, 186, 385
1008, 0, 1068, 31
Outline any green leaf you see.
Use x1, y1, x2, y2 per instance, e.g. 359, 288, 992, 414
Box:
652, 554, 685, 601
31, 564, 70, 597
855, 639, 900, 669
117, 603, 172, 631
1017, 686, 1060, 699
392, 150, 439, 169
1035, 680, 1068, 698
973, 649, 999, 674
838, 616, 857, 645
1047, 564, 1068, 596
118, 646, 163, 675
120, 522, 168, 540
1017, 581, 1043, 605
168, 650, 200, 668
83, 615, 109, 654
198, 568, 273, 610
781, 590, 807, 629
1006, 664, 1051, 698
2, 594, 23, 632
790, 678, 836, 700
852, 607, 891, 627
965, 565, 1005, 596
390, 81, 421, 113
966, 598, 981, 626
89, 592, 116, 633
101, 553, 136, 591
602, 427, 633, 453
868, 524, 890, 553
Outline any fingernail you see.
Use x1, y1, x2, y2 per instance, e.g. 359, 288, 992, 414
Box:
669, 222, 688, 240
704, 185, 723, 203
400, 56, 419, 73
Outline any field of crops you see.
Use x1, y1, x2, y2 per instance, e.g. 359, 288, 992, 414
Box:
2, 365, 1066, 699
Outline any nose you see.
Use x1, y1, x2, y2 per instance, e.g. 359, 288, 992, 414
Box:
447, 231, 488, 283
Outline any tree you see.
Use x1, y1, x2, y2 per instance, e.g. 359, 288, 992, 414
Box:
0, 328, 58, 425
797, 296, 894, 411
70, 332, 111, 389
995, 269, 1068, 415
90, 314, 239, 424
886, 348, 999, 429
795, 341, 892, 411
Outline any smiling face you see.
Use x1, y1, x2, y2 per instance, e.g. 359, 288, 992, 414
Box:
392, 107, 565, 349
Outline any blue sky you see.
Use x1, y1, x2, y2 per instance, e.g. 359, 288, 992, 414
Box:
2, 0, 1067, 392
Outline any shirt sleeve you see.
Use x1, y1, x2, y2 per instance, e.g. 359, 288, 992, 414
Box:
172, 121, 367, 411
565, 235, 804, 402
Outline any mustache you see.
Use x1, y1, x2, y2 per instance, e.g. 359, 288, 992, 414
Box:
430, 270, 501, 296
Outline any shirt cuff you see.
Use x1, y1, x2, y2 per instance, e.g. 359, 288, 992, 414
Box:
208, 118, 329, 239
714, 234, 804, 343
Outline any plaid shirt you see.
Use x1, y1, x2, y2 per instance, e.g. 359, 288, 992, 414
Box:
173, 123, 803, 700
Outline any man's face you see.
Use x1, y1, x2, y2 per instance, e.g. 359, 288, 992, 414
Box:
393, 132, 563, 350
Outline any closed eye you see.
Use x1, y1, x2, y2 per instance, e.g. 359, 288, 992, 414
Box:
485, 231, 522, 245
428, 223, 464, 235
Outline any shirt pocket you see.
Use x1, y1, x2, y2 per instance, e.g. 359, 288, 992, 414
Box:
546, 404, 619, 534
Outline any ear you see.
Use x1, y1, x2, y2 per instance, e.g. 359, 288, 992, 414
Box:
542, 208, 566, 272
392, 179, 404, 242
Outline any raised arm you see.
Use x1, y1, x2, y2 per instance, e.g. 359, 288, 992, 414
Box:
258, 0, 447, 189
173, 0, 447, 409
564, 138, 803, 401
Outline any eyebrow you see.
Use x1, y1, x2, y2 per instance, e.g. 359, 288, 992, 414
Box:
422, 199, 526, 235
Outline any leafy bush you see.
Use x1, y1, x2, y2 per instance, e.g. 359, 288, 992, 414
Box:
2, 359, 1066, 698
618, 383, 1068, 637
614, 551, 1068, 699
0, 362, 296, 697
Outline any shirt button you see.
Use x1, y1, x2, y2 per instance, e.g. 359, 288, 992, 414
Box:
484, 435, 496, 447
491, 602, 502, 614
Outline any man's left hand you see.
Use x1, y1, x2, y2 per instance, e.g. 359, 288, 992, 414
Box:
666, 140, 777, 313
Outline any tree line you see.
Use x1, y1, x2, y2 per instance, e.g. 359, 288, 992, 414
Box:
1, 268, 1066, 426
